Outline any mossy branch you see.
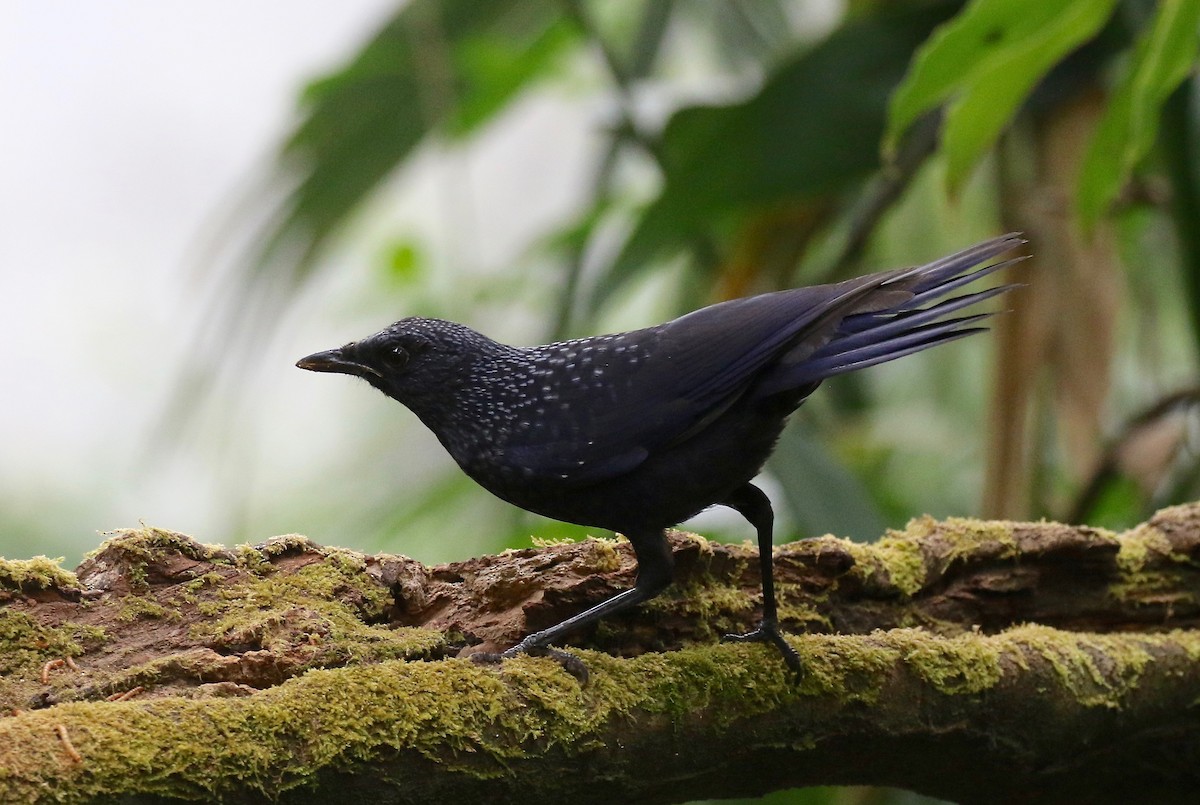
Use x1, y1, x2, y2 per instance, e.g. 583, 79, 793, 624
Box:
2, 504, 1200, 803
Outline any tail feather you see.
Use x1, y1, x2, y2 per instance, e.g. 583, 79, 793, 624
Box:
906, 255, 1027, 306
792, 327, 989, 382
827, 285, 1011, 352
785, 312, 994, 384
753, 234, 1024, 397
899, 235, 1025, 294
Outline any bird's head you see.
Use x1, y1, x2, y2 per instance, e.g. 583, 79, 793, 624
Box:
296, 317, 493, 404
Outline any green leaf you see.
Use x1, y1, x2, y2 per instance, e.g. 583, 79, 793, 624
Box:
448, 17, 578, 136
1079, 473, 1144, 531
885, 0, 1118, 192
593, 5, 954, 311
1078, 0, 1200, 229
384, 239, 424, 286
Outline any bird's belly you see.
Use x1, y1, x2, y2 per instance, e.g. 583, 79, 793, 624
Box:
474, 408, 789, 532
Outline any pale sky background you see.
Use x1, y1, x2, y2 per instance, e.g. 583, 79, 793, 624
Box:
2, 3, 848, 565
0, 4, 366, 556
1, 1, 588, 562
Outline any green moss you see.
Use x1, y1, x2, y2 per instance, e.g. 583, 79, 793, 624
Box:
579, 538, 623, 574
109, 648, 239, 691
2, 627, 1197, 802
797, 632, 898, 704
85, 527, 232, 593
648, 578, 755, 624
939, 516, 1019, 563
1117, 532, 1149, 573
833, 517, 1031, 600
643, 535, 830, 639
1112, 524, 1197, 604
529, 535, 578, 548
0, 645, 802, 802
673, 530, 718, 556
0, 612, 104, 675
893, 515, 1021, 578
231, 544, 271, 574
797, 628, 1006, 704
0, 611, 78, 676
998, 624, 1153, 708
190, 554, 441, 665
227, 536, 331, 575
88, 527, 229, 565
874, 536, 926, 597
0, 555, 77, 593
1182, 632, 1200, 663
833, 531, 928, 598
833, 539, 879, 582
900, 514, 939, 540
115, 595, 171, 623
127, 563, 149, 591
256, 534, 322, 559
0, 612, 107, 708
180, 571, 226, 597
1116, 524, 1172, 574
10, 520, 1199, 800
775, 592, 833, 633
903, 630, 1003, 694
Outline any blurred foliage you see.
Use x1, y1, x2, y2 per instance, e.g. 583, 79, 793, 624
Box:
885, 0, 1120, 193
1077, 0, 1200, 227
262, 1, 576, 275
211, 0, 1200, 584
164, 2, 1200, 801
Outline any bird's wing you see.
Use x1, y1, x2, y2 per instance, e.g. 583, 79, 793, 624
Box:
495, 234, 1023, 485
489, 280, 905, 485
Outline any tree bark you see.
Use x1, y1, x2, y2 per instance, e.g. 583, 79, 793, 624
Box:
2, 504, 1200, 804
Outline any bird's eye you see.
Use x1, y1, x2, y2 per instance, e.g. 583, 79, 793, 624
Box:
386, 345, 409, 368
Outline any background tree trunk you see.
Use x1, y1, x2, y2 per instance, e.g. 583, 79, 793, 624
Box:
2, 504, 1200, 803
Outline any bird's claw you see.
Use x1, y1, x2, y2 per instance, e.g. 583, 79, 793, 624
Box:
468, 650, 503, 667
469, 643, 589, 684
512, 645, 590, 684
722, 620, 804, 678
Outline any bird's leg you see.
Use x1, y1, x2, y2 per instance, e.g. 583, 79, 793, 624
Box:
720, 483, 803, 676
495, 529, 675, 680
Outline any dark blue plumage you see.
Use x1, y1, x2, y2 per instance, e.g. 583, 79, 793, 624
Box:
298, 233, 1024, 676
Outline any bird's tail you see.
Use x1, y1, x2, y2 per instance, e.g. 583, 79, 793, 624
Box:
758, 234, 1026, 394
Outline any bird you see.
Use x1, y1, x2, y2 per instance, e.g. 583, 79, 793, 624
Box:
297, 233, 1024, 678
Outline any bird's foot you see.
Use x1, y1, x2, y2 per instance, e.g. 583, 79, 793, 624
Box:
508, 644, 590, 684
469, 641, 589, 684
722, 619, 804, 678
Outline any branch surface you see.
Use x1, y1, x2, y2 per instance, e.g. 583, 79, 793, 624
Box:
2, 504, 1200, 803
